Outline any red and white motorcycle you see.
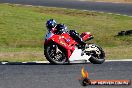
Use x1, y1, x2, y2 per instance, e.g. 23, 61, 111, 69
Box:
44, 29, 105, 64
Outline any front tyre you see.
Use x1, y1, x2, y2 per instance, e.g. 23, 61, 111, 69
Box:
86, 44, 105, 64
44, 42, 68, 65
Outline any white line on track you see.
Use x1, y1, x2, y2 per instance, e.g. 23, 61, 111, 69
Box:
37, 59, 132, 63
0, 59, 132, 64
105, 59, 132, 62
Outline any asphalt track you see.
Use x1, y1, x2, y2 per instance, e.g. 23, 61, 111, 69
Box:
0, 61, 132, 88
0, 0, 132, 16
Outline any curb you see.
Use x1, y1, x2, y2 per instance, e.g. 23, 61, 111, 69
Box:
0, 59, 132, 65
0, 61, 50, 65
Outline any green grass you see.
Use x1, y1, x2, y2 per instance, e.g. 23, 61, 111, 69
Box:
0, 3, 132, 62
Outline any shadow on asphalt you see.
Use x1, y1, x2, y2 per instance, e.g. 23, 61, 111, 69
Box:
0, 62, 50, 65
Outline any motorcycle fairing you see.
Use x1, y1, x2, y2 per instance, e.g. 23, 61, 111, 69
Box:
80, 32, 93, 41
45, 33, 77, 59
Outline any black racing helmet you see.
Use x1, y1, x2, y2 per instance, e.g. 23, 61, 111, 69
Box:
46, 19, 57, 30
55, 24, 67, 34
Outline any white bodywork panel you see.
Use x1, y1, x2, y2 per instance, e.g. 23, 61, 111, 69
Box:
69, 47, 91, 62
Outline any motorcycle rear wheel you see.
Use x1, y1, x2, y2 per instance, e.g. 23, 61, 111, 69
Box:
87, 44, 105, 64
44, 42, 68, 64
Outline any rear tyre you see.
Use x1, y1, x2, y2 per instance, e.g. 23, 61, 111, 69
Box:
44, 42, 68, 65
87, 44, 105, 64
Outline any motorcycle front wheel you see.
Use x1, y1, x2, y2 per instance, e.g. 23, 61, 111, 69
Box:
44, 42, 68, 65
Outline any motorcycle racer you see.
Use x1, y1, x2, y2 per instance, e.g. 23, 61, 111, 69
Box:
44, 19, 105, 64
46, 19, 86, 48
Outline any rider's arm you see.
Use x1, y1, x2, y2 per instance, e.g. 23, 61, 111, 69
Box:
69, 30, 86, 45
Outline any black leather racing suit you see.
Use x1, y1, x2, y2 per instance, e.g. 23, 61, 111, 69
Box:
69, 30, 86, 48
